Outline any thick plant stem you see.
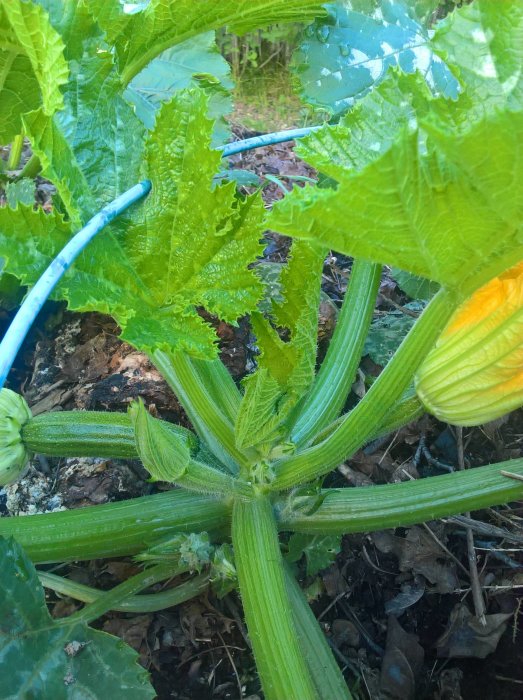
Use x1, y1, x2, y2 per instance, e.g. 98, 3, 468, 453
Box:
178, 458, 253, 499
312, 389, 423, 447
7, 133, 24, 170
285, 565, 352, 700
272, 288, 458, 490
152, 350, 254, 473
56, 563, 174, 626
232, 495, 316, 700
16, 153, 41, 180
277, 459, 523, 534
191, 357, 241, 424
2, 459, 523, 566
291, 261, 381, 446
39, 569, 209, 613
0, 490, 230, 563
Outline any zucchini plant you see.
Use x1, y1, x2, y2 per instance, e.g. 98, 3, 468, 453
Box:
1, 1, 523, 698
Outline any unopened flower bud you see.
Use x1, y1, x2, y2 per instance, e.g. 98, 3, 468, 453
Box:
0, 389, 32, 486
415, 263, 523, 426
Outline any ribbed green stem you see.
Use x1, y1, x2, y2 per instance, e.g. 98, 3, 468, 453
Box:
285, 565, 352, 700
2, 458, 522, 566
232, 495, 316, 700
0, 490, 230, 563
152, 350, 254, 473
277, 459, 523, 534
16, 152, 41, 180
180, 458, 253, 499
39, 569, 208, 613
312, 389, 424, 447
272, 289, 457, 490
21, 410, 195, 459
191, 357, 241, 424
291, 261, 381, 447
7, 133, 24, 170
56, 563, 174, 626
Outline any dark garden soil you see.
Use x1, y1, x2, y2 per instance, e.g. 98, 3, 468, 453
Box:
1, 135, 523, 700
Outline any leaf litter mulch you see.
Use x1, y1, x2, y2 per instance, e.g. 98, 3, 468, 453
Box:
1, 134, 523, 700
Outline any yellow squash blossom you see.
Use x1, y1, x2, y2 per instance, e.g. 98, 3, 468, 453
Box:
415, 262, 523, 426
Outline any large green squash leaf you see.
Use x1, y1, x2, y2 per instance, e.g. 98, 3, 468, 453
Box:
24, 55, 146, 223
271, 2, 523, 295
6, 0, 325, 227
86, 0, 328, 85
34, 0, 97, 59
0, 538, 155, 699
124, 32, 234, 145
0, 90, 265, 359
293, 73, 420, 180
432, 0, 523, 114
14, 2, 146, 224
0, 0, 68, 141
120, 90, 264, 352
270, 105, 523, 294
0, 204, 143, 329
293, 0, 459, 115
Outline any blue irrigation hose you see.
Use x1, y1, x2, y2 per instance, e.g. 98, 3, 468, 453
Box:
0, 181, 151, 388
218, 126, 321, 157
0, 126, 322, 388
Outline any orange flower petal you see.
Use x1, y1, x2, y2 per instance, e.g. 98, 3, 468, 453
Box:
415, 262, 523, 425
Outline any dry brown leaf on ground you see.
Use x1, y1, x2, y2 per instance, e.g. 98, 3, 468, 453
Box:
436, 603, 512, 659
380, 615, 424, 700
373, 526, 459, 594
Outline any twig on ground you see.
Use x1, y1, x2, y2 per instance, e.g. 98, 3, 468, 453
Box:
337, 599, 385, 657
362, 543, 396, 576
487, 507, 523, 529
317, 590, 350, 622
456, 426, 487, 625
326, 637, 361, 677
501, 470, 523, 483
495, 676, 523, 685
444, 515, 523, 545
223, 595, 251, 650
456, 537, 523, 570
177, 644, 246, 670
455, 584, 523, 593
216, 630, 243, 699
380, 297, 420, 318
378, 430, 400, 465
421, 522, 470, 578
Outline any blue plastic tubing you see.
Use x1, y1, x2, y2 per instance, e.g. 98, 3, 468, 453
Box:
0, 182, 152, 388
0, 126, 320, 388
218, 126, 321, 157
